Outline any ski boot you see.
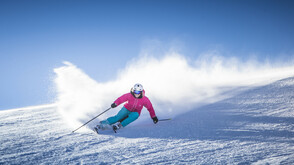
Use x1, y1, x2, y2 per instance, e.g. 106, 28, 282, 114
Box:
93, 125, 100, 134
112, 122, 123, 133
93, 121, 111, 134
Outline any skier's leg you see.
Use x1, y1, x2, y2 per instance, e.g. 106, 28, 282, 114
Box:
106, 107, 131, 125
118, 115, 129, 123
120, 112, 139, 127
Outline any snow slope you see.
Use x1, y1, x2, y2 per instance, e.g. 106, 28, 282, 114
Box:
1, 77, 294, 164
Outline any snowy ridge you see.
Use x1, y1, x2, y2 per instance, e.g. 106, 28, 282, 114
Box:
1, 77, 294, 164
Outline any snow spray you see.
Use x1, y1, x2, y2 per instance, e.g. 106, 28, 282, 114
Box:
54, 53, 294, 130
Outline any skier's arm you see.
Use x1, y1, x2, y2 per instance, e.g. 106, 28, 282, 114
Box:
113, 93, 129, 107
144, 97, 156, 119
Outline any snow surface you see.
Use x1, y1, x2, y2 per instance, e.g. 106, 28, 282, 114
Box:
1, 77, 294, 164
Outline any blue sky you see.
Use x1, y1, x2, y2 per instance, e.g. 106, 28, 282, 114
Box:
1, 0, 294, 110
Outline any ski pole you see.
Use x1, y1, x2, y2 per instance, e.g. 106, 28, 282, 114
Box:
71, 107, 111, 133
158, 118, 172, 121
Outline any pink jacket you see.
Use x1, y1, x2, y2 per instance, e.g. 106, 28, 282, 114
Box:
114, 91, 156, 118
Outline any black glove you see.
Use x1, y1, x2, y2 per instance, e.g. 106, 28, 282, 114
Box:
152, 116, 158, 124
111, 103, 117, 108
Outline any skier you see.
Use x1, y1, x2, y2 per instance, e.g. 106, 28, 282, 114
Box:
94, 83, 158, 133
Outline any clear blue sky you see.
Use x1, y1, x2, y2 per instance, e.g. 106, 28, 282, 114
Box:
1, 0, 294, 109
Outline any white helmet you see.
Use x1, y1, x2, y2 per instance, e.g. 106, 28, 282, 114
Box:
133, 83, 143, 94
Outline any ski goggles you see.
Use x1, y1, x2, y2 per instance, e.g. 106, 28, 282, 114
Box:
134, 90, 142, 94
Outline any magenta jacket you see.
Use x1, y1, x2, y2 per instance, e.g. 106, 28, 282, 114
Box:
114, 91, 156, 118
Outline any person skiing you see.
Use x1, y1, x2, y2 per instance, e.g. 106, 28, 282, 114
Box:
94, 83, 158, 133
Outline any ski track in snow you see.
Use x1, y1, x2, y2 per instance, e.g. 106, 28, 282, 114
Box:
1, 77, 294, 164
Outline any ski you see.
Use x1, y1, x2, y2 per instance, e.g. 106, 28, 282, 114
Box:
92, 118, 171, 135
93, 124, 115, 134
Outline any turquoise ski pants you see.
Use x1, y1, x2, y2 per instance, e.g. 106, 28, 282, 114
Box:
105, 107, 139, 127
